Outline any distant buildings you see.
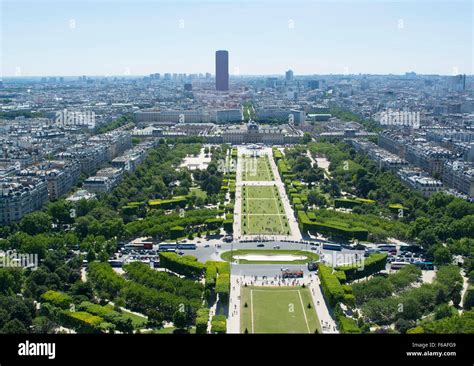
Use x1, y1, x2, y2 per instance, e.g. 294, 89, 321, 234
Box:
215, 50, 229, 91
255, 107, 305, 124
206, 121, 301, 144
308, 80, 319, 90
285, 69, 294, 82
214, 109, 242, 123
134, 109, 242, 124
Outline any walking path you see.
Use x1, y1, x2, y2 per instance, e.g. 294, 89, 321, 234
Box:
307, 273, 339, 333
227, 272, 241, 333
207, 295, 219, 333
306, 149, 331, 179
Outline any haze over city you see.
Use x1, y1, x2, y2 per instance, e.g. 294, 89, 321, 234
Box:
1, 0, 472, 76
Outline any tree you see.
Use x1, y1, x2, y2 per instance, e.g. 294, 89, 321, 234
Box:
172, 310, 189, 330
32, 316, 57, 334
432, 245, 452, 266
19, 212, 52, 235
146, 309, 164, 329
434, 304, 455, 320
47, 200, 73, 226
301, 132, 312, 144
115, 317, 134, 334
0, 268, 23, 295
397, 296, 422, 321
395, 318, 415, 334
1, 319, 28, 334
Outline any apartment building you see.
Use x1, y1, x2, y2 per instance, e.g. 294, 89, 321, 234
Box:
18, 160, 81, 201
351, 139, 409, 171
0, 176, 49, 224
398, 168, 444, 197
405, 143, 452, 176
83, 167, 124, 194
443, 161, 474, 198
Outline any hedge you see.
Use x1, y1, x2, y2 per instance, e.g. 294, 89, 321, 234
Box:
170, 226, 185, 239
159, 252, 205, 279
195, 308, 210, 334
148, 196, 187, 209
336, 253, 387, 281
388, 203, 408, 212
298, 211, 368, 241
205, 261, 230, 304
318, 264, 345, 307
41, 290, 72, 310
272, 148, 283, 160
343, 294, 356, 307
334, 271, 347, 284
334, 199, 362, 209
205, 264, 217, 290
77, 301, 134, 331
211, 315, 227, 334
205, 218, 224, 230
338, 315, 361, 333
59, 310, 104, 333
342, 284, 353, 294
216, 273, 230, 304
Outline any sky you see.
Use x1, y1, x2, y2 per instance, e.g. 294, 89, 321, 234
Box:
1, 0, 473, 76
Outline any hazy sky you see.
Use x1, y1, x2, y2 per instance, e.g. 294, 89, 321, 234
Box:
1, 0, 472, 76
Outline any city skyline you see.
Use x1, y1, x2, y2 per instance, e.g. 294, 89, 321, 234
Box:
1, 0, 472, 77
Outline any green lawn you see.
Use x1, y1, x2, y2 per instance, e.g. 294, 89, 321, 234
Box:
240, 286, 321, 333
221, 249, 319, 264
189, 187, 207, 199
242, 185, 289, 235
241, 156, 274, 181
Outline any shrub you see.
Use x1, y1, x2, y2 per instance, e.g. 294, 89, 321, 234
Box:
216, 273, 230, 304
211, 315, 226, 334
338, 315, 361, 333
41, 290, 72, 310
195, 308, 210, 334
343, 294, 356, 307
334, 271, 347, 283
59, 310, 103, 333
406, 326, 425, 334
159, 252, 205, 279
170, 226, 185, 240
336, 253, 387, 281
318, 264, 345, 307
298, 211, 368, 241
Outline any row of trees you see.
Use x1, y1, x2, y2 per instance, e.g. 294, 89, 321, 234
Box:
88, 262, 201, 329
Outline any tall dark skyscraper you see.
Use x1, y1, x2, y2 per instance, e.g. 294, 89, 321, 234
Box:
215, 50, 229, 91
